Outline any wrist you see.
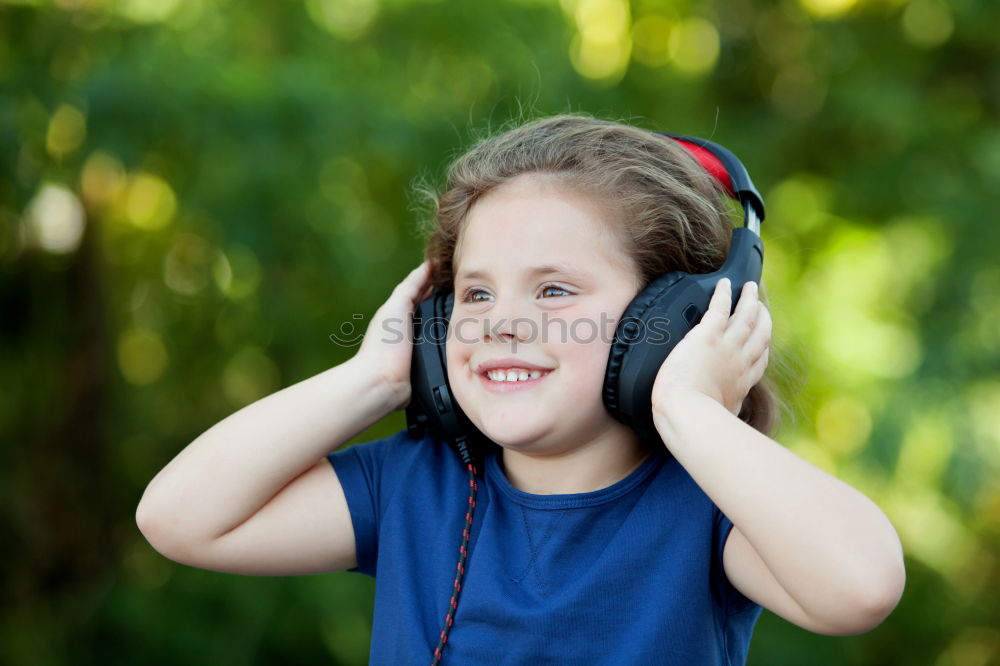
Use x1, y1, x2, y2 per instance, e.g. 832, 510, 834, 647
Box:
652, 389, 717, 442
653, 386, 711, 416
348, 354, 410, 415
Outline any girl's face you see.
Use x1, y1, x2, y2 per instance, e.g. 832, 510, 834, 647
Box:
446, 172, 642, 455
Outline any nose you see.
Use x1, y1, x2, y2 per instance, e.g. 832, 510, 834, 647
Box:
483, 297, 537, 345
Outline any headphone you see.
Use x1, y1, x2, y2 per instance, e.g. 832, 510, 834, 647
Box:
404, 131, 766, 472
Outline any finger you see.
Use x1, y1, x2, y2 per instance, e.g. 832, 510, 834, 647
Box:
410, 259, 431, 280
417, 262, 437, 301
743, 303, 772, 369
734, 281, 758, 320
704, 277, 732, 330
748, 346, 769, 385
748, 302, 772, 356
726, 282, 757, 340
394, 260, 432, 300
395, 260, 429, 286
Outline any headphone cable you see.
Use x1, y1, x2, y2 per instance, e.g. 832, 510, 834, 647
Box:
431, 441, 480, 665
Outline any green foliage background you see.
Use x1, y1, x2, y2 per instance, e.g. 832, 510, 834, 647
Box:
2, 0, 998, 663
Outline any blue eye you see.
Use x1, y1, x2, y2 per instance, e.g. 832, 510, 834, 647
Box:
460, 284, 572, 302
461, 288, 492, 303
541, 284, 571, 297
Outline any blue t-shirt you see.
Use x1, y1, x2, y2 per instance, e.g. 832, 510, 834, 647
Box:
326, 429, 763, 665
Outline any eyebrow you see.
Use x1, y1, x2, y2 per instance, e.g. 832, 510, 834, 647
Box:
455, 263, 590, 282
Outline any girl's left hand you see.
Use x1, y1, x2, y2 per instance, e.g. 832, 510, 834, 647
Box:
650, 278, 772, 417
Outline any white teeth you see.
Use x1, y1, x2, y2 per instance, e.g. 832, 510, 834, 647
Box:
485, 368, 547, 382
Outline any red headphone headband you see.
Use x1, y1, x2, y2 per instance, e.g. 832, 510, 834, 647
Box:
671, 137, 735, 197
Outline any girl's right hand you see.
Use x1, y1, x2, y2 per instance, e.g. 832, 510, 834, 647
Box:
354, 260, 437, 412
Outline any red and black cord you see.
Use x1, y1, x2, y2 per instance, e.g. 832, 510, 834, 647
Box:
430, 459, 479, 666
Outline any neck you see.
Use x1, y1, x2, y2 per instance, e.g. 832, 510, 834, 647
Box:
498, 426, 653, 495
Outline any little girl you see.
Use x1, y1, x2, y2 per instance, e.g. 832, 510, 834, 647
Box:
136, 114, 906, 665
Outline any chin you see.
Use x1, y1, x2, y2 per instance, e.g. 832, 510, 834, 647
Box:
475, 411, 551, 450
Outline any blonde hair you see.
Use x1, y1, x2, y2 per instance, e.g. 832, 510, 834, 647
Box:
415, 112, 792, 437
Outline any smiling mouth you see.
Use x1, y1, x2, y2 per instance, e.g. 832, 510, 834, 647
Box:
482, 368, 552, 382
477, 367, 554, 391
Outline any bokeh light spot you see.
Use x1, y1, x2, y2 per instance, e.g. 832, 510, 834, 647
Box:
23, 183, 86, 254
894, 411, 953, 489
769, 175, 831, 234
808, 225, 924, 381
125, 173, 176, 230
45, 104, 87, 158
305, 0, 379, 41
222, 346, 280, 407
163, 232, 212, 296
667, 17, 719, 76
966, 381, 1000, 473
797, 0, 859, 19
770, 64, 827, 119
213, 250, 232, 293
117, 0, 183, 24
213, 244, 261, 299
569, 32, 632, 82
820, 302, 922, 380
884, 484, 976, 582
575, 0, 628, 42
902, 0, 953, 48
568, 0, 632, 82
80, 151, 125, 212
631, 14, 672, 68
118, 327, 169, 385
815, 395, 872, 457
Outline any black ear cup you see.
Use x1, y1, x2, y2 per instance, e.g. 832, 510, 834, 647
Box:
603, 271, 686, 441
602, 227, 764, 442
405, 288, 491, 469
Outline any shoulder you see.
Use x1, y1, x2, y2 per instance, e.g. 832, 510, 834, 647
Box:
326, 429, 448, 495
333, 428, 418, 456
329, 427, 454, 467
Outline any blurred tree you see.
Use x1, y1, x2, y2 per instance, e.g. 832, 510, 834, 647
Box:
1, 0, 998, 664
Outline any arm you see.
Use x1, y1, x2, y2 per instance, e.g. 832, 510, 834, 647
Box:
655, 389, 905, 633
649, 278, 904, 633
135, 356, 398, 547
136, 261, 434, 552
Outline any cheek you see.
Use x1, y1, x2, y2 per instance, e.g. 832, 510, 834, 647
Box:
445, 332, 475, 387
445, 340, 460, 382
557, 337, 612, 399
